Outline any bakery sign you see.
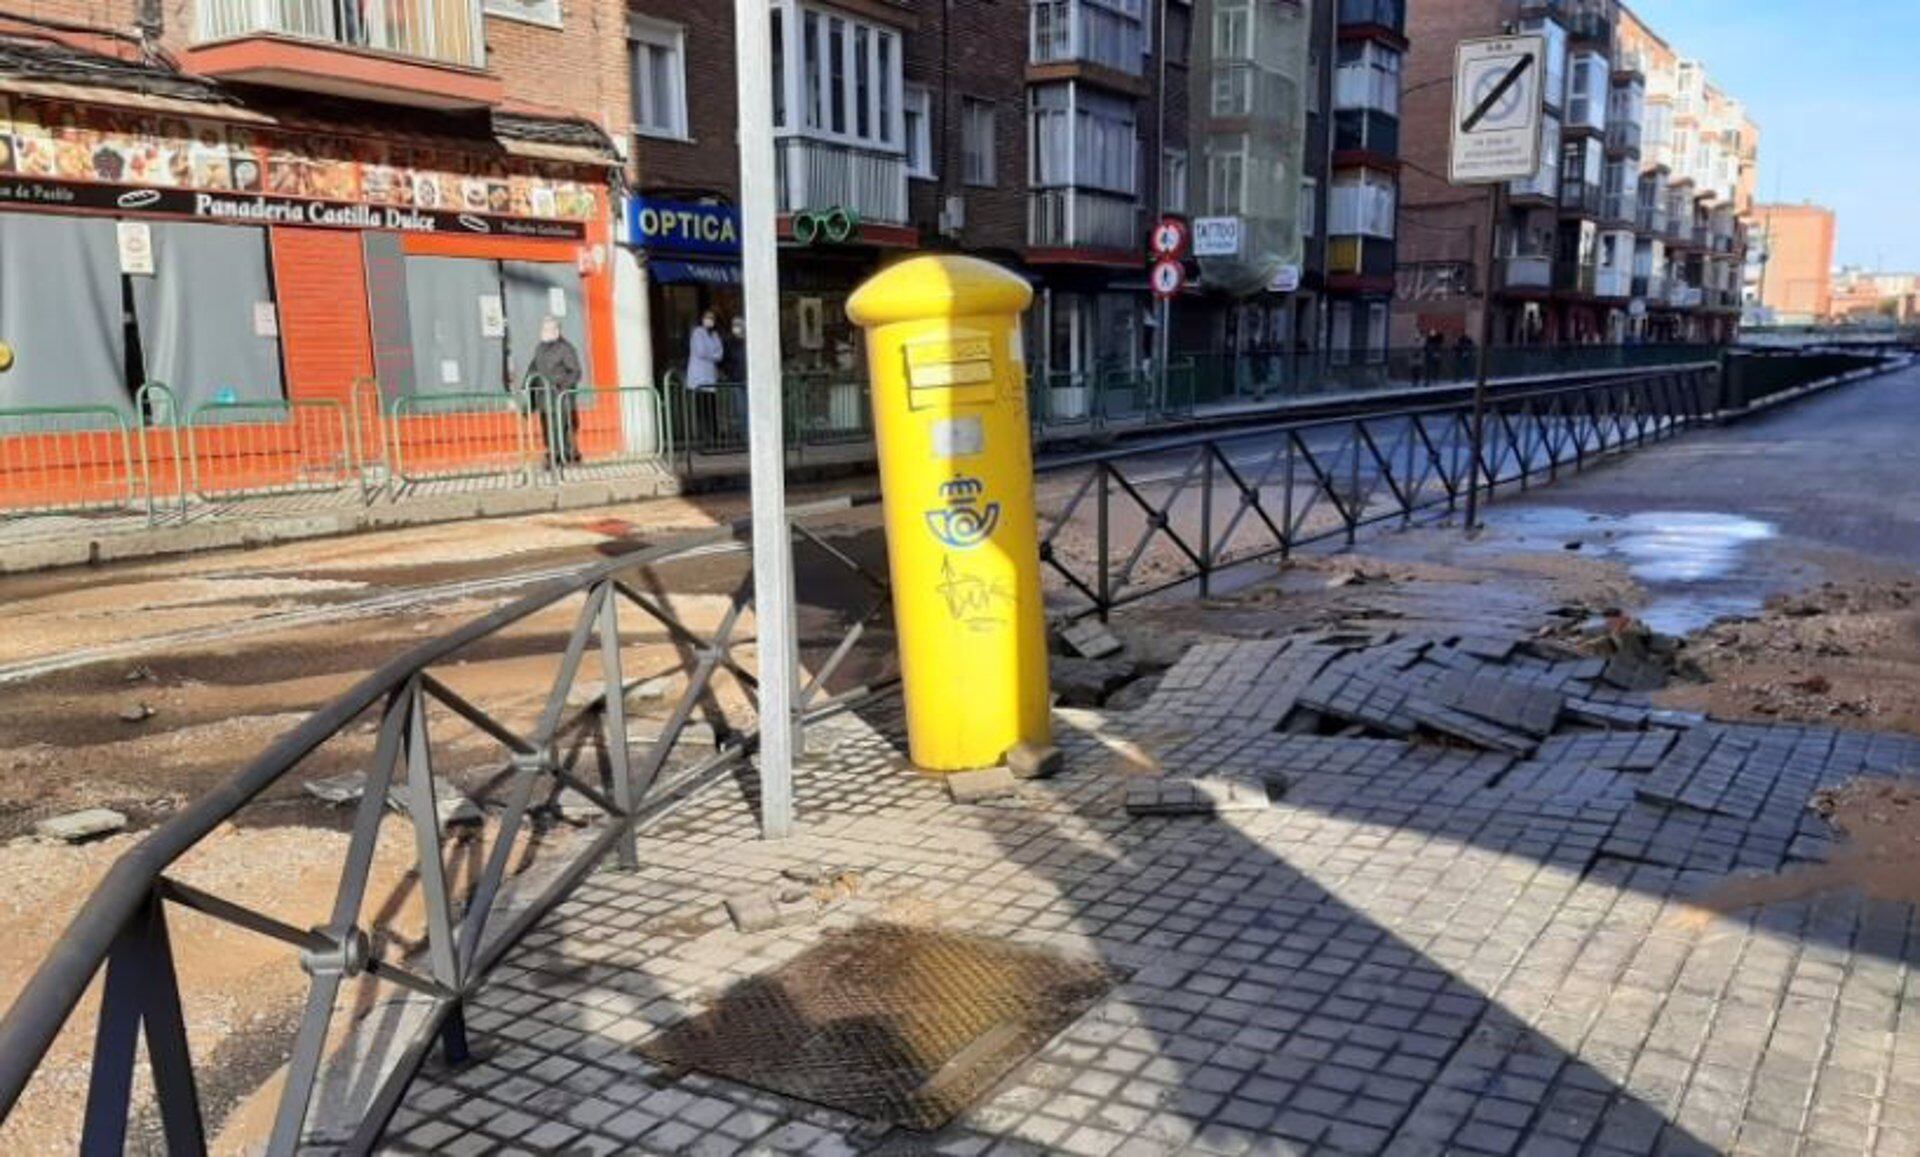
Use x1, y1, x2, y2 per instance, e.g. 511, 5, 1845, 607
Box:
0, 173, 588, 239
0, 94, 598, 238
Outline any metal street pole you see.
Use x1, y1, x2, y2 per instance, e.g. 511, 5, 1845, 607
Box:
735, 0, 797, 839
1464, 183, 1502, 532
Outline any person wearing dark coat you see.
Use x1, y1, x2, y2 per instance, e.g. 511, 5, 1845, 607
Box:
526, 315, 584, 465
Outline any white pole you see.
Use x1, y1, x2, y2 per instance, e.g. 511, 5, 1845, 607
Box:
735, 0, 797, 839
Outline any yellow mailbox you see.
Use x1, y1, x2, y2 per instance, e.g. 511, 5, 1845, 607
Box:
846, 255, 1051, 772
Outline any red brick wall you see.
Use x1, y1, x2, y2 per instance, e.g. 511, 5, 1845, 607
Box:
269, 228, 373, 404
626, 0, 739, 195
906, 0, 1029, 255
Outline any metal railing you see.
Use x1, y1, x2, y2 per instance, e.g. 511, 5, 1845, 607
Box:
775, 138, 909, 227
195, 0, 485, 69
387, 391, 538, 488
1030, 0, 1148, 74
1028, 187, 1142, 252
542, 385, 673, 481
185, 397, 357, 502
1038, 366, 1719, 619
0, 403, 141, 519
0, 495, 896, 1155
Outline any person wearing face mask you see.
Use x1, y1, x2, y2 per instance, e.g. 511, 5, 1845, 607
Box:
526, 315, 582, 465
687, 310, 725, 389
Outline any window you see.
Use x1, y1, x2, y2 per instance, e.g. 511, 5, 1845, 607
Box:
1213, 2, 1249, 60
904, 86, 933, 179
786, 4, 902, 150
1568, 52, 1607, 131
1162, 149, 1188, 214
484, 0, 559, 28
1365, 303, 1389, 363
1329, 169, 1395, 239
962, 98, 996, 187
1299, 176, 1316, 237
629, 17, 687, 139
1206, 142, 1245, 215
1329, 301, 1354, 365
1165, 2, 1192, 64
1335, 40, 1399, 117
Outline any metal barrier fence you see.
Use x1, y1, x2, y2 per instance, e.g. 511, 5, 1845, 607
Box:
0, 403, 140, 518
1037, 365, 1718, 619
185, 397, 357, 503
543, 385, 673, 481
387, 391, 537, 489
0, 496, 895, 1155
0, 358, 1880, 1153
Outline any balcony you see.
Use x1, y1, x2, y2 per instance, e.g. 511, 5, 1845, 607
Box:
1632, 274, 1665, 300
1555, 260, 1598, 296
1600, 191, 1636, 227
1605, 119, 1641, 155
1028, 187, 1141, 255
1338, 0, 1405, 33
1031, 0, 1147, 79
1499, 254, 1554, 291
776, 138, 908, 227
1635, 201, 1667, 235
1595, 268, 1631, 299
186, 0, 499, 108
1559, 180, 1602, 217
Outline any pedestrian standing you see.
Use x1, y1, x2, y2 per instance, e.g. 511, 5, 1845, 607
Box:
1454, 333, 1476, 382
526, 315, 583, 465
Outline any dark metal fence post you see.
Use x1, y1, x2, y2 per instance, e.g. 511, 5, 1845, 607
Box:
401, 678, 469, 1068
81, 892, 207, 1157
599, 585, 640, 872
1095, 465, 1112, 621
1199, 449, 1215, 598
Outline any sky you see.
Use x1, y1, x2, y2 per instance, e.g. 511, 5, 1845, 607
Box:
1627, 0, 1920, 270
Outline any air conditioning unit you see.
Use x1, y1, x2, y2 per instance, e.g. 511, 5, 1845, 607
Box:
939, 195, 966, 238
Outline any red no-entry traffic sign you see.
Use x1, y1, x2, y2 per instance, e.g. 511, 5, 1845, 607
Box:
1150, 217, 1189, 260
1150, 257, 1186, 300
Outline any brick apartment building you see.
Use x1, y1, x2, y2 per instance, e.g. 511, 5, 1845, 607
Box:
619, 0, 1410, 407
0, 0, 628, 449
1393, 0, 1753, 349
1750, 202, 1836, 326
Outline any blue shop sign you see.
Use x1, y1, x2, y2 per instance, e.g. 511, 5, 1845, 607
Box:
625, 198, 741, 259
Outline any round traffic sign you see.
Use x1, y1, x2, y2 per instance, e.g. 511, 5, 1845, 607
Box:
1150, 217, 1189, 259
1150, 258, 1185, 300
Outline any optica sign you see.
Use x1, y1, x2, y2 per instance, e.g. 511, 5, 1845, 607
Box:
624, 197, 742, 258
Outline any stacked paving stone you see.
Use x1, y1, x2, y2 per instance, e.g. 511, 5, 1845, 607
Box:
1134, 628, 1920, 883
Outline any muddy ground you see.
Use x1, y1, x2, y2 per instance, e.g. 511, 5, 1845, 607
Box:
2, 486, 1919, 1151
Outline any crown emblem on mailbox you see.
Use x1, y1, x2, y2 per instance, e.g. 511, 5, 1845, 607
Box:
926, 473, 1000, 549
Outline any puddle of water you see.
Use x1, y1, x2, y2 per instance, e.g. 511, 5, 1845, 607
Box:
1483, 506, 1779, 635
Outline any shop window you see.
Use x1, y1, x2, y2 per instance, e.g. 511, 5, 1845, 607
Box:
399, 256, 585, 397
904, 86, 934, 179
962, 98, 996, 187
630, 16, 689, 140
131, 221, 285, 412
0, 212, 125, 410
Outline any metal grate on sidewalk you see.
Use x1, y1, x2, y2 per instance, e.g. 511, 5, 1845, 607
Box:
637, 923, 1120, 1130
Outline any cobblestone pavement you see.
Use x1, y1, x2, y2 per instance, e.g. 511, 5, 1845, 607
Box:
384, 621, 1920, 1157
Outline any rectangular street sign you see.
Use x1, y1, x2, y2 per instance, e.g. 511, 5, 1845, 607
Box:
1449, 34, 1547, 185
1192, 216, 1243, 258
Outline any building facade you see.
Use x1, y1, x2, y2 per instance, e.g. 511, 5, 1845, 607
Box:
0, 0, 628, 459
1394, 0, 1752, 348
1750, 202, 1836, 326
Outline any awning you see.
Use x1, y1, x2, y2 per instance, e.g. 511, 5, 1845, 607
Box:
648, 259, 742, 287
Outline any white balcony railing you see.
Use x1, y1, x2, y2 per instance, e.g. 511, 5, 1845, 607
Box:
1031, 0, 1147, 77
196, 0, 484, 68
1595, 268, 1631, 298
1028, 188, 1141, 251
776, 138, 909, 227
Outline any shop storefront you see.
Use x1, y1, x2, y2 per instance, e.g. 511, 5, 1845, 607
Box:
0, 89, 617, 488
624, 196, 744, 386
